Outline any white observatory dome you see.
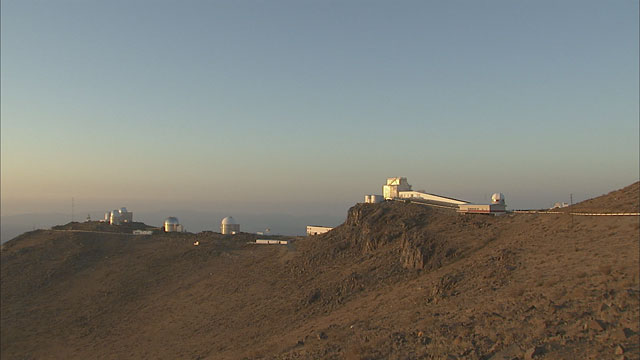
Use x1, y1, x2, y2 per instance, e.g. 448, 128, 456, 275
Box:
221, 216, 237, 225
491, 193, 505, 205
220, 216, 240, 235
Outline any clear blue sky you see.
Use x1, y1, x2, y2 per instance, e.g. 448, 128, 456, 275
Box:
1, 0, 638, 220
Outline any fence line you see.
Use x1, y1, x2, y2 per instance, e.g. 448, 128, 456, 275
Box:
513, 210, 639, 216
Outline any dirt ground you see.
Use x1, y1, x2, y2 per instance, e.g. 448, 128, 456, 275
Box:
1, 183, 638, 359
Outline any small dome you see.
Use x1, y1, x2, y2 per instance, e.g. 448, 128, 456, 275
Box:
491, 193, 505, 205
221, 216, 237, 225
164, 217, 179, 225
120, 207, 128, 213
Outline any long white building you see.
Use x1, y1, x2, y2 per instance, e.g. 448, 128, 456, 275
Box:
382, 177, 468, 206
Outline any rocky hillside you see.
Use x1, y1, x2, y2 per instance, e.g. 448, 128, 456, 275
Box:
1, 184, 639, 360
559, 181, 639, 213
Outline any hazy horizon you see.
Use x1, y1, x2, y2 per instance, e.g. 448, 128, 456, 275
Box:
2, 1, 638, 235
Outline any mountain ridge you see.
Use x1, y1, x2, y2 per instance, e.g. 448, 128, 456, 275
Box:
1, 183, 639, 359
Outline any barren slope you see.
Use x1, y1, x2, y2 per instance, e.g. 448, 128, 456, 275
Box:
560, 181, 640, 213
1, 184, 639, 360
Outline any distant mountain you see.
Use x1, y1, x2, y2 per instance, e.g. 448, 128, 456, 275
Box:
0, 213, 71, 244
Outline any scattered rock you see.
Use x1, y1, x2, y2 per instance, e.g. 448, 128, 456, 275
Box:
316, 331, 327, 340
524, 345, 546, 359
488, 343, 521, 360
622, 327, 636, 338
586, 319, 607, 331
614, 345, 625, 355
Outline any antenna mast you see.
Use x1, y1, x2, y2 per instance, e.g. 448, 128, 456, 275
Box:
71, 197, 75, 222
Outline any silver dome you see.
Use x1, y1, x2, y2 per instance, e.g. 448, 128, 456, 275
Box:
221, 216, 237, 225
164, 217, 179, 225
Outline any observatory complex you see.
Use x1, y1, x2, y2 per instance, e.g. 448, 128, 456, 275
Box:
373, 177, 507, 215
103, 207, 133, 225
221, 216, 240, 235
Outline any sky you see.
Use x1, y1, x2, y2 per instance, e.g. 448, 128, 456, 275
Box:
1, 1, 638, 234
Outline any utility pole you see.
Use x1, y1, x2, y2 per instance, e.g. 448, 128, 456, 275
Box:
71, 197, 75, 223
570, 193, 573, 228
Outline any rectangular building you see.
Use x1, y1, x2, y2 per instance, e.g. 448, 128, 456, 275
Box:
306, 225, 333, 236
458, 203, 506, 215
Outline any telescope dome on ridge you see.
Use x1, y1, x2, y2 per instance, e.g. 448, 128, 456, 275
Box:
491, 193, 505, 205
164, 217, 180, 232
221, 216, 240, 235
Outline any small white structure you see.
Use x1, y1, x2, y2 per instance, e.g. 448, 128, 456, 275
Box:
364, 195, 384, 203
306, 225, 333, 236
221, 216, 240, 235
133, 230, 153, 235
110, 207, 133, 225
458, 193, 507, 215
256, 239, 289, 245
164, 217, 183, 232
552, 202, 569, 209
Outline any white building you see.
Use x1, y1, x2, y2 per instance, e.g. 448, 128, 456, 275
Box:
458, 193, 507, 215
382, 177, 413, 199
552, 202, 569, 209
383, 177, 468, 207
364, 195, 384, 203
306, 225, 333, 236
221, 216, 240, 235
256, 239, 289, 245
397, 191, 468, 205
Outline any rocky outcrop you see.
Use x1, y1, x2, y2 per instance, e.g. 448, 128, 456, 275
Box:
337, 202, 461, 270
